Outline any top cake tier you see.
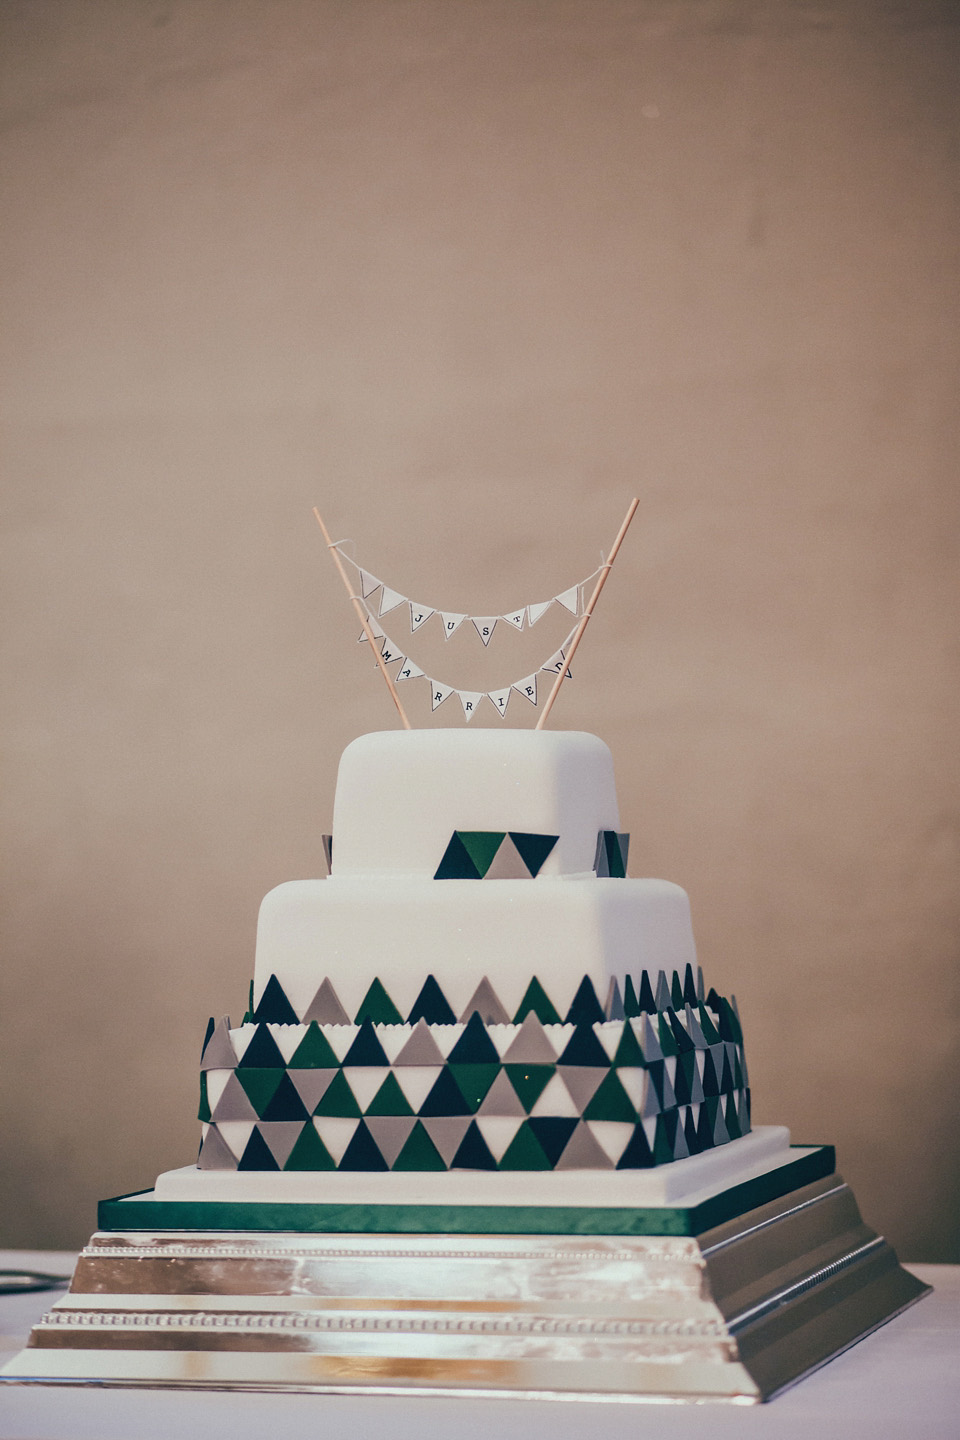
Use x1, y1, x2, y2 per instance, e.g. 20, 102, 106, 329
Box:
332, 729, 620, 878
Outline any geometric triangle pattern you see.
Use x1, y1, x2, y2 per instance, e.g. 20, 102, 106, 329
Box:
199, 967, 750, 1172
433, 832, 559, 880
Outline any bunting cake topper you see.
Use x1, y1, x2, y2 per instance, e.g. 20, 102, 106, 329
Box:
312, 499, 639, 727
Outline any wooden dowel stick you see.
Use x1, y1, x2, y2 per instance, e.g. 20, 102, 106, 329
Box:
535, 497, 639, 730
313, 507, 412, 730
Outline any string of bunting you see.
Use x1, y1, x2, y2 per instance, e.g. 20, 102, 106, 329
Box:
334, 545, 599, 643
358, 613, 576, 722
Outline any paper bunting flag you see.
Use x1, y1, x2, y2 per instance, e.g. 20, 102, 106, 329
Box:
440, 612, 467, 639
430, 681, 454, 710
359, 570, 380, 600
541, 648, 572, 677
500, 609, 525, 631
395, 657, 424, 682
556, 585, 580, 615
471, 617, 498, 646
409, 603, 434, 632
488, 687, 512, 718
358, 618, 385, 643
512, 674, 538, 705
527, 600, 552, 626
378, 585, 406, 617
378, 640, 403, 666
458, 691, 484, 721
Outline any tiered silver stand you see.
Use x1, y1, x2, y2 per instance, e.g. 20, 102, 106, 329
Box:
2, 1146, 929, 1403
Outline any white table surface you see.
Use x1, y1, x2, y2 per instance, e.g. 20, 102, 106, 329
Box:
0, 1251, 956, 1440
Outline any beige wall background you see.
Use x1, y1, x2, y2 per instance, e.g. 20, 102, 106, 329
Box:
1, 0, 957, 1260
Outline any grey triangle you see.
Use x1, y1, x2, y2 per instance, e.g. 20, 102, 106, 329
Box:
555, 1120, 614, 1170
303, 978, 350, 1026
673, 1115, 690, 1160
618, 833, 630, 872
655, 970, 671, 1011
685, 1003, 707, 1048
605, 977, 625, 1021
201, 1017, 237, 1071
696, 966, 705, 1005
459, 977, 511, 1025
502, 1012, 558, 1063
211, 1071, 258, 1122
639, 1072, 662, 1118
420, 1115, 472, 1166
640, 1013, 663, 1062
258, 1121, 305, 1168
395, 1018, 446, 1066
287, 1068, 338, 1113
594, 832, 610, 877
557, 1066, 607, 1112
321, 835, 333, 875
478, 1069, 526, 1116
713, 1102, 730, 1148
364, 1115, 417, 1167
483, 835, 529, 880
197, 1124, 239, 1170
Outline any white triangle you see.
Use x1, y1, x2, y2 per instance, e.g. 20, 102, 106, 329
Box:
471, 617, 498, 646
393, 1066, 443, 1112
617, 1068, 649, 1111
378, 639, 403, 666
586, 1120, 634, 1164
530, 1073, 580, 1117
440, 612, 467, 639
359, 570, 381, 600
229, 1024, 257, 1061
474, 1116, 523, 1163
322, 1025, 359, 1062
527, 600, 552, 626
487, 687, 512, 719
395, 658, 424, 682
216, 1121, 255, 1160
375, 1025, 413, 1064
267, 1024, 308, 1064
500, 610, 525, 631
458, 690, 485, 721
409, 602, 434, 632
429, 681, 454, 711
541, 649, 572, 677
358, 618, 385, 644
556, 585, 580, 614
311, 1116, 358, 1165
205, 1070, 231, 1112
341, 1067, 391, 1112
378, 586, 406, 617
512, 674, 538, 706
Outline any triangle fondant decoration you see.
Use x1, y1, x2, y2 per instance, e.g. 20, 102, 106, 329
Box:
289, 1022, 340, 1069
508, 832, 558, 878
529, 1072, 580, 1118
407, 976, 457, 1025
302, 979, 351, 1026
342, 1017, 390, 1066
354, 981, 403, 1027
338, 1119, 389, 1171
342, 1066, 391, 1112
605, 977, 625, 1021
215, 1120, 255, 1161
364, 1115, 417, 1167
451, 1120, 498, 1170
321, 834, 333, 874
366, 1072, 415, 1116
252, 975, 299, 1025
237, 1126, 280, 1171
312, 1071, 362, 1118
616, 1123, 656, 1169
502, 1012, 557, 1064
258, 1075, 309, 1124
512, 977, 562, 1025
564, 976, 605, 1025
477, 1069, 527, 1116
613, 1021, 646, 1068
556, 1065, 606, 1112
419, 1115, 472, 1165
200, 1017, 215, 1057
283, 1122, 336, 1171
654, 971, 672, 1012
587, 1120, 635, 1166
237, 1024, 286, 1069
474, 1115, 524, 1162
236, 1068, 286, 1117
204, 1069, 231, 1115
197, 1073, 211, 1123
557, 1024, 610, 1068
287, 1068, 337, 1113
449, 1063, 499, 1113
392, 1120, 447, 1171
395, 1019, 446, 1066
197, 1125, 239, 1170
257, 1121, 304, 1168
447, 1011, 500, 1064
482, 834, 528, 880
583, 1070, 636, 1123
555, 1120, 614, 1170
527, 1116, 579, 1166
637, 971, 657, 1014
616, 1067, 649, 1113
455, 831, 505, 878
392, 1065, 444, 1113
200, 1017, 237, 1071
498, 1121, 552, 1171
311, 1116, 359, 1165
459, 978, 510, 1024
419, 1068, 472, 1116
434, 832, 482, 880
504, 1063, 555, 1112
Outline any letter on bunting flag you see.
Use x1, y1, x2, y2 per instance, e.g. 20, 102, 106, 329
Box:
459, 691, 484, 721
430, 682, 454, 710
488, 687, 512, 717
512, 674, 538, 705
472, 617, 498, 646
409, 603, 434, 632
396, 658, 424, 682
500, 609, 526, 630
378, 641, 403, 665
440, 612, 467, 639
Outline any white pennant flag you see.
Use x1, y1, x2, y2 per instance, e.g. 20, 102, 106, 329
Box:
359, 570, 381, 600
378, 585, 406, 617
500, 609, 526, 631
472, 617, 498, 646
488, 686, 512, 718
358, 618, 385, 644
378, 639, 403, 666
527, 600, 552, 626
440, 612, 467, 639
512, 674, 538, 705
395, 658, 424, 682
556, 585, 580, 615
430, 681, 454, 711
408, 602, 434, 632
541, 649, 572, 678
458, 690, 484, 721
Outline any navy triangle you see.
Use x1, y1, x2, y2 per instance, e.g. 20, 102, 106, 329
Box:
342, 1017, 389, 1066
637, 971, 657, 1014
622, 975, 639, 1018
407, 975, 457, 1025
253, 974, 299, 1025
702, 1050, 721, 1098
238, 1127, 280, 1171
260, 1073, 309, 1122
434, 833, 481, 879
682, 963, 699, 1008
558, 1024, 610, 1068
419, 1068, 472, 1116
527, 1116, 578, 1166
451, 1120, 498, 1170
564, 976, 605, 1025
671, 970, 685, 1010
201, 1017, 215, 1057
338, 1120, 389, 1171
237, 1024, 286, 1069
508, 832, 558, 877
616, 1123, 656, 1169
667, 1009, 696, 1054
447, 1011, 500, 1064
720, 1048, 735, 1095
684, 1107, 703, 1155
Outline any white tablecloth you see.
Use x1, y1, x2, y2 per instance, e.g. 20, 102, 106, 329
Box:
0, 1252, 956, 1440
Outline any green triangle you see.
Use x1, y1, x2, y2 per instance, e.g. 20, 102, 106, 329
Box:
236, 1067, 286, 1117
456, 831, 506, 877
289, 1021, 340, 1069
512, 977, 562, 1025
197, 1071, 211, 1123
312, 1069, 362, 1118
434, 833, 481, 879
354, 978, 403, 1025
622, 975, 640, 1018
366, 1072, 415, 1116
508, 832, 558, 877
612, 1022, 647, 1068
392, 1120, 447, 1171
657, 1012, 680, 1057
584, 1069, 636, 1122
449, 1063, 499, 1113
498, 1120, 553, 1171
504, 1063, 555, 1112
283, 1122, 336, 1171
697, 1003, 721, 1045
